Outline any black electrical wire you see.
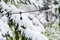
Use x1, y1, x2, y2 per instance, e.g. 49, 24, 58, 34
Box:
0, 9, 39, 15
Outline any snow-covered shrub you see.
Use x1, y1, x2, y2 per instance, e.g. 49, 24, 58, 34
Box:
0, 0, 48, 40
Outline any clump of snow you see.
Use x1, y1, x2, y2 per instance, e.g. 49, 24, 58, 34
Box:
0, 1, 21, 13
24, 28, 48, 40
0, 32, 6, 40
1, 15, 9, 24
0, 19, 13, 36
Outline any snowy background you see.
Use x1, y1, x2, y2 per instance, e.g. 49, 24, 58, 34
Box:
0, 0, 60, 40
